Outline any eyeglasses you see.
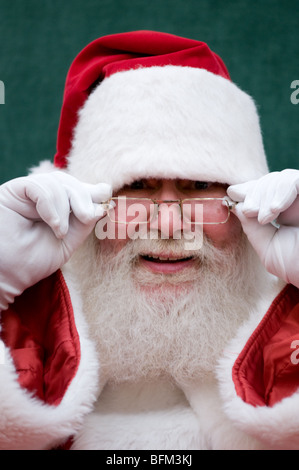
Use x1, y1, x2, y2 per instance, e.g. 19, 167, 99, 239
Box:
101, 196, 237, 225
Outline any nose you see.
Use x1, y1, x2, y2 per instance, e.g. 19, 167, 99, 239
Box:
151, 180, 185, 239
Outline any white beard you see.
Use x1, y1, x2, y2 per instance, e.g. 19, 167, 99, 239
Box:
67, 232, 272, 386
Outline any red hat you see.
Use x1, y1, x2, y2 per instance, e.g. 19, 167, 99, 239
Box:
54, 30, 230, 169
54, 31, 268, 188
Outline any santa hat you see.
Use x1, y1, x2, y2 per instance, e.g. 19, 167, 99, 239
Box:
54, 31, 269, 190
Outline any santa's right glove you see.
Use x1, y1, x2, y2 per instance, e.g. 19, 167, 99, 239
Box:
227, 169, 299, 288
0, 171, 111, 311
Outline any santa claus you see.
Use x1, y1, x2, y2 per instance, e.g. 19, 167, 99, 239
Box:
0, 31, 299, 450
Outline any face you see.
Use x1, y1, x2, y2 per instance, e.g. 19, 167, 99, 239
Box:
70, 178, 266, 384
99, 178, 242, 278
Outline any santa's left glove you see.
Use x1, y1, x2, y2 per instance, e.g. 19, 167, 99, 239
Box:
0, 171, 112, 311
227, 169, 299, 288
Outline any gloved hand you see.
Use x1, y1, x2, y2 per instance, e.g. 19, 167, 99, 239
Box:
227, 169, 299, 288
0, 171, 112, 311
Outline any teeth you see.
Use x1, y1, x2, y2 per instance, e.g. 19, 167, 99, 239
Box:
141, 254, 191, 262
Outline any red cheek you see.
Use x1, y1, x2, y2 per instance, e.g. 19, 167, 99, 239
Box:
202, 214, 243, 247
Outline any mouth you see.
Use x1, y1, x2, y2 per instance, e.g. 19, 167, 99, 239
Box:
139, 253, 195, 274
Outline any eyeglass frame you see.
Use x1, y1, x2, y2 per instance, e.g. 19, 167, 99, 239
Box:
100, 196, 238, 225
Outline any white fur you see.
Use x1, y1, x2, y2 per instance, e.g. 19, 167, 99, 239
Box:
71, 380, 204, 450
72, 376, 268, 450
181, 378, 267, 450
66, 66, 269, 190
28, 160, 56, 174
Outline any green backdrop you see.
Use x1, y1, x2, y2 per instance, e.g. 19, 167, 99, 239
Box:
0, 0, 298, 184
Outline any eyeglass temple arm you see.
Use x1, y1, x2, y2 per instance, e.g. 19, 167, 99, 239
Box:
222, 196, 237, 210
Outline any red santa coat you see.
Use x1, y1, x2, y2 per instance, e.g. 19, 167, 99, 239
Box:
1, 269, 299, 449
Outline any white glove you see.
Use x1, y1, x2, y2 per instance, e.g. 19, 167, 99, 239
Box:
227, 169, 299, 288
0, 171, 112, 311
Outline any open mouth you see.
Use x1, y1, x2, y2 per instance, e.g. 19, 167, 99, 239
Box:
139, 253, 195, 273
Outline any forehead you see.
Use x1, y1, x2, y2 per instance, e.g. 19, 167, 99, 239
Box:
117, 178, 192, 190
114, 179, 228, 196
121, 178, 209, 185
119, 178, 225, 187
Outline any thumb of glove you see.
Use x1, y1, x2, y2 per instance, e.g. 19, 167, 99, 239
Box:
234, 204, 298, 285
234, 203, 277, 264
227, 181, 257, 202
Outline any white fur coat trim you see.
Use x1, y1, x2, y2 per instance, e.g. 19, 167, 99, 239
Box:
217, 280, 299, 450
0, 269, 99, 450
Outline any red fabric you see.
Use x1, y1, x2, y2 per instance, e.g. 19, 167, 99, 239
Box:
0, 270, 80, 406
54, 30, 230, 169
233, 284, 299, 407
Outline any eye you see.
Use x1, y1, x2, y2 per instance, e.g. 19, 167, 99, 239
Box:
177, 180, 212, 191
126, 179, 160, 191
194, 181, 210, 190
129, 180, 145, 190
